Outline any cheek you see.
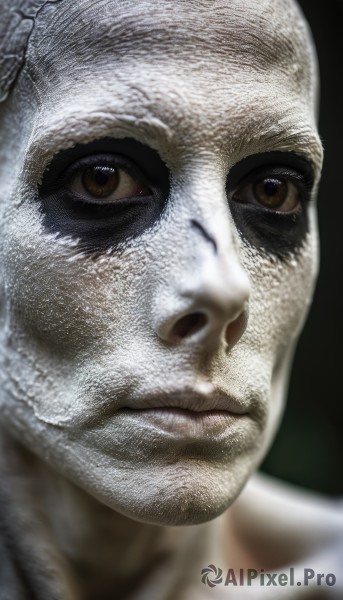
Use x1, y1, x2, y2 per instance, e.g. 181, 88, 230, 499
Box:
242, 233, 318, 367
2, 205, 145, 356
223, 229, 319, 459
0, 203, 151, 424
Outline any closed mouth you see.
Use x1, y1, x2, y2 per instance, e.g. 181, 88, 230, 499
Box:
121, 389, 249, 415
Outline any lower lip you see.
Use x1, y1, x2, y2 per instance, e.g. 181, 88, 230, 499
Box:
121, 407, 246, 437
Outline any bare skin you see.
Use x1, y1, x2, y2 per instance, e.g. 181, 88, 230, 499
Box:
1, 431, 342, 599
0, 0, 342, 598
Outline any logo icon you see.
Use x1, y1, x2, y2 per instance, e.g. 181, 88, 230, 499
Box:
201, 564, 223, 588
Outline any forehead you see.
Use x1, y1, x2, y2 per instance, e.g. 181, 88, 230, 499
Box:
28, 0, 311, 57
19, 0, 321, 176
27, 0, 315, 83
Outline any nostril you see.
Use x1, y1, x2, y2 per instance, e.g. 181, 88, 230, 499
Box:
225, 310, 248, 349
171, 312, 208, 341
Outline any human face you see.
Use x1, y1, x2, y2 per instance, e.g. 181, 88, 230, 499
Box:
0, 0, 322, 524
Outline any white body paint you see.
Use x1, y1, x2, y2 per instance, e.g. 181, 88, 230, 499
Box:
0, 0, 341, 598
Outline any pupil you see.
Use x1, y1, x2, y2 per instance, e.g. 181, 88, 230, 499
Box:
82, 165, 119, 199
264, 179, 279, 196
94, 168, 111, 187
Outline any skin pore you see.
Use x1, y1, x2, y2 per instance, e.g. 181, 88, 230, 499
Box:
1, 1, 341, 598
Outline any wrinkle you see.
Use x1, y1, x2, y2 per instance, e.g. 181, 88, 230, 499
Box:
25, 0, 315, 92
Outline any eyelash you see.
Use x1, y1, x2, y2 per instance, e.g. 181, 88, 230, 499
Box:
45, 159, 311, 207
38, 146, 314, 257
39, 129, 315, 202
62, 155, 150, 197
227, 165, 313, 213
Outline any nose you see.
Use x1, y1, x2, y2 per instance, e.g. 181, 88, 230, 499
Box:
156, 222, 250, 352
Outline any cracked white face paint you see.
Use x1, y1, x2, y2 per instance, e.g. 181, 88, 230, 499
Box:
0, 0, 322, 525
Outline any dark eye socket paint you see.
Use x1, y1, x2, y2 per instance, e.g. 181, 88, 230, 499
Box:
39, 142, 314, 259
38, 138, 170, 254
226, 151, 315, 260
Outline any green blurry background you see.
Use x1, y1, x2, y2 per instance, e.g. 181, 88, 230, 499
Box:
261, 0, 343, 496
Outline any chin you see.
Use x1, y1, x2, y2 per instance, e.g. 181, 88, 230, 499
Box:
85, 453, 261, 527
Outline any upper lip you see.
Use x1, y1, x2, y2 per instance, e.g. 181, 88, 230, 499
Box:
122, 388, 248, 415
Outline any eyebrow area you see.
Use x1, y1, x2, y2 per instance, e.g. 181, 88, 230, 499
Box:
26, 106, 323, 188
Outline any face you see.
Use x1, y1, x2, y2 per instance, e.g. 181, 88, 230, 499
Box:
0, 0, 322, 525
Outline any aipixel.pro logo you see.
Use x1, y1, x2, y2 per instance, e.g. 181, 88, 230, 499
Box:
201, 564, 223, 588
200, 565, 337, 589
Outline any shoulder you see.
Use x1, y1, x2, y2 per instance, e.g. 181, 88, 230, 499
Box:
237, 472, 343, 535
230, 472, 343, 568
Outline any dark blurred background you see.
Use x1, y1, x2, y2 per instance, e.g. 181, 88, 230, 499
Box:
261, 0, 343, 496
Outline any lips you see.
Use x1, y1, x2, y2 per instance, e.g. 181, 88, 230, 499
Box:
119, 401, 248, 439
118, 388, 250, 438
121, 388, 249, 415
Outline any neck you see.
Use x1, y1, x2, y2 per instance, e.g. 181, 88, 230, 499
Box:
41, 473, 224, 600
0, 428, 231, 600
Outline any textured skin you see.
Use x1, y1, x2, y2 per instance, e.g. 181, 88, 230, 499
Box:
0, 0, 61, 102
0, 1, 341, 599
0, 0, 322, 520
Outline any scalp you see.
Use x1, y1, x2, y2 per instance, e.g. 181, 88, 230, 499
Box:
0, 1, 63, 103
0, 0, 318, 109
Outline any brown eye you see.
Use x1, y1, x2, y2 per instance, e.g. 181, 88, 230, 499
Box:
233, 177, 300, 212
253, 178, 288, 208
70, 163, 150, 202
82, 166, 119, 198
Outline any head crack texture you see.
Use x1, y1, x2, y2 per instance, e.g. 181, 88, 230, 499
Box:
0, 0, 62, 102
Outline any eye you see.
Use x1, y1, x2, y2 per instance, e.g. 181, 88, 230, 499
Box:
38, 139, 170, 254
68, 160, 150, 203
232, 176, 300, 213
226, 153, 316, 259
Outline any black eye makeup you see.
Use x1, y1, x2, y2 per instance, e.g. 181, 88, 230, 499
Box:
38, 142, 315, 259
226, 152, 315, 259
38, 138, 170, 253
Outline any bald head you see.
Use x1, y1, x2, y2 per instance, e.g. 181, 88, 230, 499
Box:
0, 0, 61, 102
1, 0, 318, 110
0, 0, 323, 526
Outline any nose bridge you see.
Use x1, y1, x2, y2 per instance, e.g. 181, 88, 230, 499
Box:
185, 220, 248, 309
176, 165, 250, 299
153, 172, 251, 351
184, 214, 247, 301
168, 161, 234, 253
